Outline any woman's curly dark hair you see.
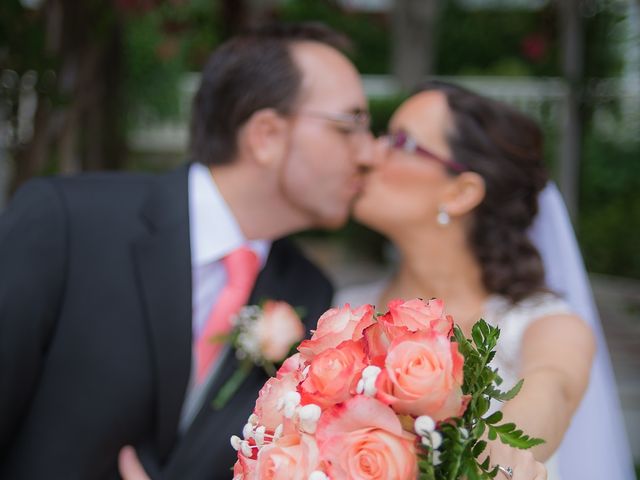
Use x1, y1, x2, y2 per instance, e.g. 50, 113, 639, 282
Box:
417, 81, 549, 303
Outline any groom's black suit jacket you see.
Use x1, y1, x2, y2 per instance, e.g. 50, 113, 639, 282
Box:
0, 165, 333, 479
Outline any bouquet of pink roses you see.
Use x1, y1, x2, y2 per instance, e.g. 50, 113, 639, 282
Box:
231, 299, 542, 479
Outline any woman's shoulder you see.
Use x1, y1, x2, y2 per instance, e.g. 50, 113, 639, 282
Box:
484, 292, 576, 348
485, 291, 572, 324
333, 279, 388, 309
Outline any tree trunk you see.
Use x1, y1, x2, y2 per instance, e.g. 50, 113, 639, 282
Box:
557, 0, 583, 222
9, 0, 125, 194
392, 0, 440, 91
10, 97, 53, 194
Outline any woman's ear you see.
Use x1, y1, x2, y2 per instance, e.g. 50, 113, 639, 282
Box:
444, 171, 486, 217
240, 108, 289, 167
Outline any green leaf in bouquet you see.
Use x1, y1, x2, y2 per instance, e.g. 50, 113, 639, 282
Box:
488, 422, 546, 449
471, 327, 485, 351
417, 457, 435, 480
470, 320, 499, 352
472, 420, 486, 439
488, 378, 524, 402
474, 395, 490, 417
484, 411, 503, 425
472, 440, 487, 458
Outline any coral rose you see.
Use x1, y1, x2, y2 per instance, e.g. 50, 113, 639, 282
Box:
381, 298, 453, 336
316, 395, 417, 480
233, 454, 257, 480
255, 433, 322, 480
376, 330, 469, 420
298, 304, 375, 361
300, 340, 367, 408
254, 369, 301, 431
276, 352, 305, 379
362, 321, 411, 365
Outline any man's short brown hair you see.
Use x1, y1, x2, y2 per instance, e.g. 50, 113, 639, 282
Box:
189, 22, 352, 166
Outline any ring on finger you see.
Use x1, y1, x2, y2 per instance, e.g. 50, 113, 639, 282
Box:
498, 465, 514, 479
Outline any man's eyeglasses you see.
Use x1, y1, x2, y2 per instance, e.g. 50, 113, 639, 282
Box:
297, 110, 371, 135
383, 130, 468, 173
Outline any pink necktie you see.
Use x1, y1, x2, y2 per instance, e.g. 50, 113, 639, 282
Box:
195, 246, 260, 384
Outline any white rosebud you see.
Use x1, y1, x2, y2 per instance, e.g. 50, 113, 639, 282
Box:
433, 450, 442, 466
240, 440, 253, 458
430, 431, 443, 450
362, 365, 381, 379
230, 435, 242, 451
283, 391, 301, 418
421, 435, 430, 446
414, 415, 436, 435
358, 365, 381, 397
254, 425, 266, 446
243, 422, 255, 440
363, 376, 377, 397
309, 471, 329, 480
298, 403, 322, 434
284, 391, 301, 404
248, 414, 259, 425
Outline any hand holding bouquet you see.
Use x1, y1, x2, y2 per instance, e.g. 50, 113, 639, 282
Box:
231, 299, 543, 479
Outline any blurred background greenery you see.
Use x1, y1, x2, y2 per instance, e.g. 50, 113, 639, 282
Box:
0, 0, 638, 280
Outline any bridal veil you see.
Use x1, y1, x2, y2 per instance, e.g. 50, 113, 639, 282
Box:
529, 182, 636, 480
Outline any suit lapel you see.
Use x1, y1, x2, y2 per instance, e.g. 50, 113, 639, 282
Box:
164, 241, 292, 475
133, 165, 193, 462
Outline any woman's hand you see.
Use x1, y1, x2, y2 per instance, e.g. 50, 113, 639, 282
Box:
485, 440, 547, 480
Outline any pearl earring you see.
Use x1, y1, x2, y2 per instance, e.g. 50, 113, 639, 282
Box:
437, 206, 450, 226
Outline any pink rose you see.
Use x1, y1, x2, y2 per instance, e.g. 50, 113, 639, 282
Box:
255, 433, 322, 480
300, 340, 367, 408
376, 330, 469, 420
362, 321, 411, 365
316, 396, 417, 479
381, 298, 453, 336
233, 454, 256, 480
276, 352, 306, 379
298, 304, 375, 361
254, 369, 302, 431
255, 301, 305, 362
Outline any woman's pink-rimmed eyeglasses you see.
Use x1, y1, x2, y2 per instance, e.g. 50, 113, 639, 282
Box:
383, 130, 469, 173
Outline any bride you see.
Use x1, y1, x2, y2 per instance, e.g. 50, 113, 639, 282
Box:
336, 81, 598, 479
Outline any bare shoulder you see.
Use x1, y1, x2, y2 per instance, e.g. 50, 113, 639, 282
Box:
521, 310, 596, 379
523, 310, 595, 347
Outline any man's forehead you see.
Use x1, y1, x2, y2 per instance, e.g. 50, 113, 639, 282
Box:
291, 42, 367, 110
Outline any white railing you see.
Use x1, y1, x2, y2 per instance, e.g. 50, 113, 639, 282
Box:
128, 73, 640, 153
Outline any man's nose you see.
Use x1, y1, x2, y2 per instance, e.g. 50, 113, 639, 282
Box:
353, 131, 380, 168
360, 135, 391, 168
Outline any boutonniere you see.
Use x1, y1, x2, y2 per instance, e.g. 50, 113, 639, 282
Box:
212, 300, 306, 410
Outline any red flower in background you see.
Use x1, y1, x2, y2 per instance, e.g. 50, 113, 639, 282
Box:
521, 32, 548, 62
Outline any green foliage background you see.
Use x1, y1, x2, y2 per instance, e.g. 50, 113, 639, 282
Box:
3, 0, 637, 279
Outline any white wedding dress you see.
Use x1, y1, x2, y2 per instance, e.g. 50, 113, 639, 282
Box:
335, 282, 567, 480
332, 183, 635, 480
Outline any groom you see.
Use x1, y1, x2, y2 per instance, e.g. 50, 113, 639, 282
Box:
0, 23, 374, 479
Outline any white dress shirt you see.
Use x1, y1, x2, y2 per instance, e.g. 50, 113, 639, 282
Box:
179, 163, 270, 431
